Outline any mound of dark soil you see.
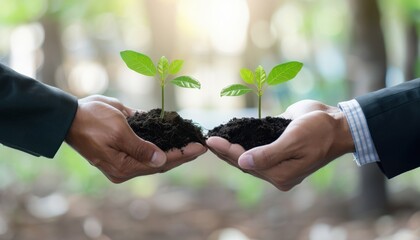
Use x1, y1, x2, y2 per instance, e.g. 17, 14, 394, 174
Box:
208, 117, 292, 150
127, 109, 206, 152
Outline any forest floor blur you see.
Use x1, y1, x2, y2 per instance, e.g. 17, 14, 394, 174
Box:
1, 147, 420, 240
0, 177, 420, 240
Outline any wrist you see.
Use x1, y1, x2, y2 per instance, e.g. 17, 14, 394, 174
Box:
329, 110, 356, 154
65, 103, 82, 145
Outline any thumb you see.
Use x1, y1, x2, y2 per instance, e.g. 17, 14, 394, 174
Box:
120, 132, 167, 168
238, 142, 287, 170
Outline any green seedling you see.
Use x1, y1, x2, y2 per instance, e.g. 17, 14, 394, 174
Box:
120, 50, 201, 118
220, 62, 303, 119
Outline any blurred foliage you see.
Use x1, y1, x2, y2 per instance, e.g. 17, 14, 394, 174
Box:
54, 144, 109, 194
0, 145, 106, 193
0, 0, 46, 24
0, 0, 129, 24
216, 165, 266, 208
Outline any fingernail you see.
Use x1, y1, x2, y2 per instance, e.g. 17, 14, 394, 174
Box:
239, 154, 255, 169
151, 151, 166, 167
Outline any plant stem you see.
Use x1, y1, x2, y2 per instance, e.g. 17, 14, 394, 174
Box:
258, 94, 261, 119
160, 84, 165, 119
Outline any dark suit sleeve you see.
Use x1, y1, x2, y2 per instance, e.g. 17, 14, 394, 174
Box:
0, 63, 78, 158
356, 79, 420, 178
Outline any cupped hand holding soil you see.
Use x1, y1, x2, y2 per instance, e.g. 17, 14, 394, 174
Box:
127, 108, 207, 173
207, 100, 355, 191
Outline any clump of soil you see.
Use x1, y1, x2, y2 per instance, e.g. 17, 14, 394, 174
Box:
208, 117, 292, 150
127, 109, 206, 152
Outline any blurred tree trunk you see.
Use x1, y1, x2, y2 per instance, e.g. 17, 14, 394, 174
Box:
39, 17, 63, 87
145, 0, 177, 111
347, 0, 388, 218
405, 22, 418, 80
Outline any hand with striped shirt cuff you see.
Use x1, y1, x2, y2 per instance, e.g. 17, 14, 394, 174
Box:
207, 100, 356, 191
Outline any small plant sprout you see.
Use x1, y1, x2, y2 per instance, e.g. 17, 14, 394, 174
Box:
220, 62, 303, 119
120, 50, 201, 118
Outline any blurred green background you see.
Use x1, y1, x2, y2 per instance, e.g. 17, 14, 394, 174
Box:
0, 0, 419, 239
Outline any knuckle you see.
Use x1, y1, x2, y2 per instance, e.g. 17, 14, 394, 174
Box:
276, 184, 292, 192
88, 157, 101, 167
111, 98, 122, 106
113, 168, 125, 178
113, 167, 130, 180
117, 162, 140, 178
259, 149, 276, 168
158, 167, 169, 174
133, 143, 152, 160
100, 162, 131, 184
105, 96, 123, 108
88, 94, 104, 102
107, 96, 119, 102
109, 170, 132, 183
107, 160, 122, 172
108, 176, 125, 184
112, 155, 141, 178
273, 173, 289, 186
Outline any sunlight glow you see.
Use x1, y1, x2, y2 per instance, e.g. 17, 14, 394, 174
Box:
272, 3, 309, 60
177, 0, 249, 55
176, 62, 246, 109
250, 20, 277, 49
117, 66, 154, 95
9, 23, 44, 78
68, 61, 109, 96
208, 0, 249, 55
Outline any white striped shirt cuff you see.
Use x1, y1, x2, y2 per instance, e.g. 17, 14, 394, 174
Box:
338, 99, 380, 166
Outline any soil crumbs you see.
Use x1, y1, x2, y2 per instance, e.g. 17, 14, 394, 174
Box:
127, 109, 206, 152
208, 117, 292, 150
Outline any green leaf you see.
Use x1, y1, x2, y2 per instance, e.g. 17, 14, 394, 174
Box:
255, 65, 266, 86
157, 56, 169, 80
240, 68, 254, 84
220, 84, 253, 96
171, 76, 201, 89
169, 60, 184, 75
267, 61, 303, 85
120, 50, 156, 76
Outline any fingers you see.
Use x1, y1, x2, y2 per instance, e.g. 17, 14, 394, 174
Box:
124, 107, 140, 117
158, 143, 208, 172
166, 143, 207, 161
110, 142, 206, 180
118, 128, 167, 168
206, 137, 245, 166
106, 142, 207, 181
80, 95, 136, 117
238, 136, 291, 170
261, 159, 307, 190
206, 137, 275, 182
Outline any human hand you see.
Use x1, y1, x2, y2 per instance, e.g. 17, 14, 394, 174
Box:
65, 95, 207, 183
207, 100, 355, 191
